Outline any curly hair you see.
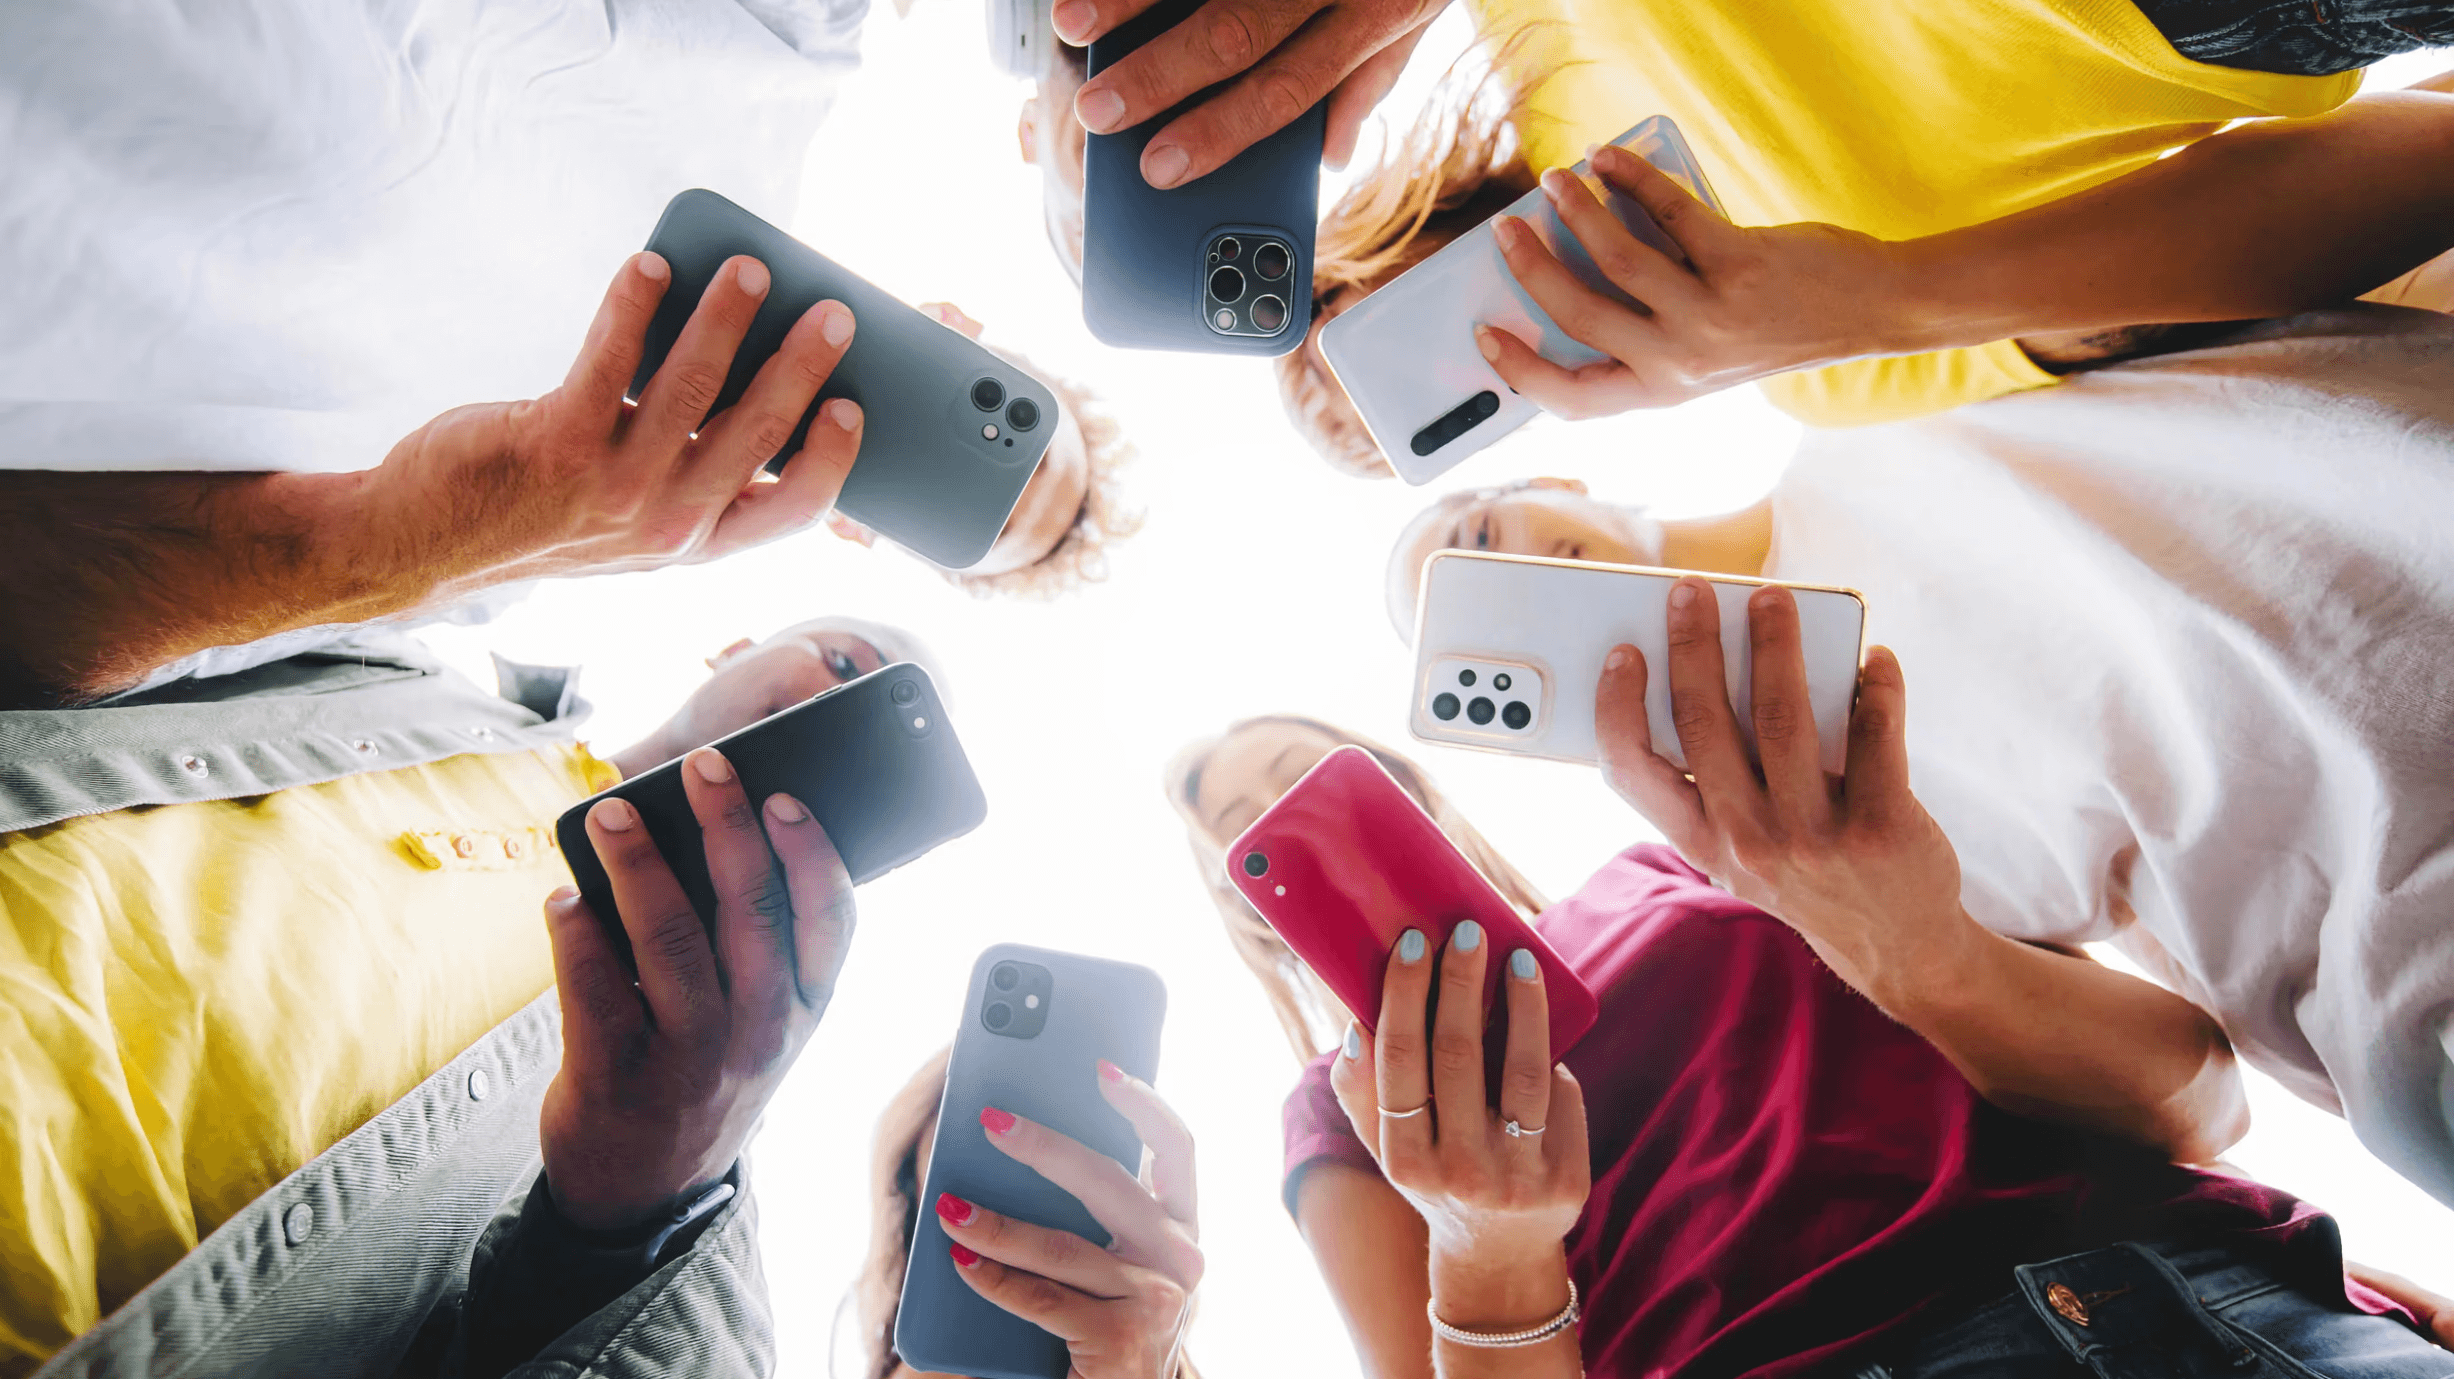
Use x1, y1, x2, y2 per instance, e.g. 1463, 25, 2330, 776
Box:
939, 361, 1144, 599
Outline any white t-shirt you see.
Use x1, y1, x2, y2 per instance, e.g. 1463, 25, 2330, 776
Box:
1766, 308, 2454, 1205
0, 0, 866, 475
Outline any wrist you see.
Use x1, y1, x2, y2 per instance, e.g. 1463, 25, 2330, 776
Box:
1427, 1238, 1572, 1330
1863, 236, 1990, 358
1845, 904, 2003, 1022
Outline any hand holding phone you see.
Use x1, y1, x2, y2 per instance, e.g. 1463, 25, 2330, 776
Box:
1226, 746, 1599, 1056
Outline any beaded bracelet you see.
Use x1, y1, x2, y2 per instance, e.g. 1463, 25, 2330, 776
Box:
1427, 1280, 1581, 1349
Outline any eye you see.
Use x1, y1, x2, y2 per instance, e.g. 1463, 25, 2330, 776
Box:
1569, 543, 1586, 561
1475, 519, 1492, 551
824, 648, 858, 681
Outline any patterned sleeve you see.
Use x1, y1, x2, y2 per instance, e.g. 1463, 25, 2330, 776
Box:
1282, 1051, 1382, 1219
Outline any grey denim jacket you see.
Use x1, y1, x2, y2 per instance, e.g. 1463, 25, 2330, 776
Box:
5, 635, 775, 1379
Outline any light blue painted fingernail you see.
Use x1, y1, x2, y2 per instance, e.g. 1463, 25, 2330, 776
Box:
1453, 920, 1483, 953
1342, 1024, 1363, 1060
1397, 929, 1426, 964
1510, 948, 1539, 981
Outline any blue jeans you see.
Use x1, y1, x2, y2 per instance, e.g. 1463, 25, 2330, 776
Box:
2132, 0, 2454, 76
1855, 1242, 2454, 1379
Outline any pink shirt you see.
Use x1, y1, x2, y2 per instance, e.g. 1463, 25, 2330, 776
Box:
1283, 845, 2397, 1378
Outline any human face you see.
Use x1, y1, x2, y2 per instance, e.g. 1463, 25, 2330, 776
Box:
1392, 480, 1641, 620
1018, 44, 1088, 284
1189, 720, 1348, 849
966, 407, 1088, 576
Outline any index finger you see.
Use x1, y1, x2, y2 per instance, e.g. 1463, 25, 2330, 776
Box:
981, 1107, 1202, 1285
1097, 1061, 1198, 1231
1744, 586, 1833, 829
1663, 578, 1764, 823
1372, 928, 1436, 1173
1072, 0, 1325, 179
1842, 646, 1916, 824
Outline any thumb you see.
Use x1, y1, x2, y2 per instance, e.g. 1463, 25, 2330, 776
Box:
1591, 144, 1739, 273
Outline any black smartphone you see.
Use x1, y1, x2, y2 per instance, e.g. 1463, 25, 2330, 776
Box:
1080, 0, 1324, 355
634, 189, 1059, 569
555, 663, 986, 951
894, 945, 1167, 1379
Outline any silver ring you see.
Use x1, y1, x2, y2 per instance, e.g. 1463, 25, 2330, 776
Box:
1380, 1103, 1430, 1120
1503, 1119, 1545, 1138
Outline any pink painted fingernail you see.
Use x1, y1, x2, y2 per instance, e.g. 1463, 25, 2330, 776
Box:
766, 793, 809, 824
935, 1192, 974, 1225
950, 1243, 981, 1268
980, 1106, 1018, 1136
1077, 88, 1126, 134
636, 251, 670, 282
1099, 1059, 1126, 1084
689, 748, 733, 784
735, 258, 770, 296
591, 797, 639, 832
818, 301, 854, 348
1475, 326, 1500, 363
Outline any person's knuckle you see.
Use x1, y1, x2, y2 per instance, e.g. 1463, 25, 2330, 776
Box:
1431, 1028, 1480, 1077
663, 360, 728, 418
1506, 1063, 1548, 1103
1670, 688, 1721, 745
1205, 2, 1264, 66
646, 909, 709, 971
1752, 691, 1804, 743
736, 409, 799, 462
1852, 697, 1895, 742
1253, 66, 1311, 131
735, 867, 792, 933
1039, 1224, 1087, 1271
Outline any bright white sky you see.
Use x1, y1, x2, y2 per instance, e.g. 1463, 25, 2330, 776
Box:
422, 12, 2454, 1375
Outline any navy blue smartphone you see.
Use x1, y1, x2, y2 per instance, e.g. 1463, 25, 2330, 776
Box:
554, 663, 986, 959
1080, 0, 1324, 355
636, 190, 1059, 569
894, 945, 1167, 1379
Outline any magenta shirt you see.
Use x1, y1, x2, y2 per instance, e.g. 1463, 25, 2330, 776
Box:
1282, 845, 2401, 1378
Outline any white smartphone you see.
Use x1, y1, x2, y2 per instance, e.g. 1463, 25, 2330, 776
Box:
1410, 551, 1866, 772
1319, 117, 1725, 486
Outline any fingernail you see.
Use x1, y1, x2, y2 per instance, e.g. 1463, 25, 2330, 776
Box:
1397, 929, 1426, 964
1143, 143, 1189, 188
980, 1106, 1018, 1136
636, 251, 670, 282
935, 1192, 974, 1225
826, 397, 862, 431
766, 793, 809, 824
1510, 948, 1539, 981
689, 748, 733, 784
1494, 216, 1526, 251
1453, 920, 1483, 954
591, 797, 639, 832
1606, 646, 1633, 670
1052, 0, 1096, 39
818, 301, 854, 347
1540, 168, 1571, 200
735, 258, 770, 296
1077, 88, 1126, 134
1098, 1058, 1127, 1084
949, 1243, 981, 1268
547, 884, 579, 905
1342, 1024, 1363, 1060
1670, 580, 1699, 610
1475, 326, 1500, 363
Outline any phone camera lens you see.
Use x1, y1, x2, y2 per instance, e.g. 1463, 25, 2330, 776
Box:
1502, 701, 1532, 730
1250, 294, 1288, 333
1432, 692, 1461, 721
1252, 242, 1290, 280
1215, 236, 1241, 262
1467, 696, 1496, 725
1457, 669, 1476, 687
984, 1001, 1013, 1030
1242, 851, 1269, 877
1493, 673, 1512, 691
1005, 397, 1040, 432
891, 680, 920, 705
971, 378, 1005, 411
991, 962, 1021, 991
1209, 265, 1245, 304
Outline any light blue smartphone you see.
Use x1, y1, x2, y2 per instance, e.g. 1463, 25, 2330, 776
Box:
1316, 117, 1726, 483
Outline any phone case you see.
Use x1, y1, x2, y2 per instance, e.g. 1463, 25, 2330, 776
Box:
1411, 552, 1866, 772
1226, 746, 1598, 1056
555, 663, 986, 954
635, 189, 1060, 569
1081, 0, 1323, 355
1319, 117, 1725, 483
896, 945, 1168, 1379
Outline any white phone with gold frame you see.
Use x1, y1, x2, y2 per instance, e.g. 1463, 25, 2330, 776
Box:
1409, 551, 1866, 771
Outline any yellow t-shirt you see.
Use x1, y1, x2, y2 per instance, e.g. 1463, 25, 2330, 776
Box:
0, 744, 618, 1374
1482, 0, 2361, 424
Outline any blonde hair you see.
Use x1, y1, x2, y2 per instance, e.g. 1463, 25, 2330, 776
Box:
941, 363, 1145, 599
1161, 716, 1549, 1062
1275, 33, 1549, 478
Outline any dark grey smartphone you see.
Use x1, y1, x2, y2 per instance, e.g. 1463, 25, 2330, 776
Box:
554, 663, 986, 956
1080, 0, 1324, 355
635, 190, 1058, 569
894, 945, 1167, 1379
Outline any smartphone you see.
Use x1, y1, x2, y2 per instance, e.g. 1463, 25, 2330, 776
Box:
1319, 117, 1725, 483
1226, 746, 1599, 1057
1080, 0, 1324, 355
635, 189, 1060, 569
555, 663, 986, 951
1411, 551, 1866, 772
896, 945, 1167, 1379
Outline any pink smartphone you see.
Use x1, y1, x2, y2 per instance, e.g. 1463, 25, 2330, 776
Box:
1225, 746, 1598, 1057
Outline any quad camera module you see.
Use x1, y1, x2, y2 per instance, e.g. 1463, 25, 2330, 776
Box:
970, 374, 1040, 449
1203, 233, 1294, 339
1424, 659, 1538, 736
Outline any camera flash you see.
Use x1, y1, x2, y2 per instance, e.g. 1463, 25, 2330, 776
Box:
981, 423, 999, 440
913, 715, 928, 730
1274, 885, 1285, 896
1024, 994, 1039, 1009
1213, 308, 1235, 330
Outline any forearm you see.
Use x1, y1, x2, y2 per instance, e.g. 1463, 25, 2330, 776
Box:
1886, 90, 2454, 352
1426, 1245, 1582, 1379
1296, 1164, 1436, 1379
1844, 914, 2247, 1163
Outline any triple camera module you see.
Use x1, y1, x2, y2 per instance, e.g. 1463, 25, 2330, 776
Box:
1203, 233, 1293, 339
1426, 661, 1536, 734
969, 374, 1041, 449
982, 958, 1053, 1040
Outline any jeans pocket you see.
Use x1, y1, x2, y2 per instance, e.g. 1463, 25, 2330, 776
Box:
2210, 1286, 2454, 1379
